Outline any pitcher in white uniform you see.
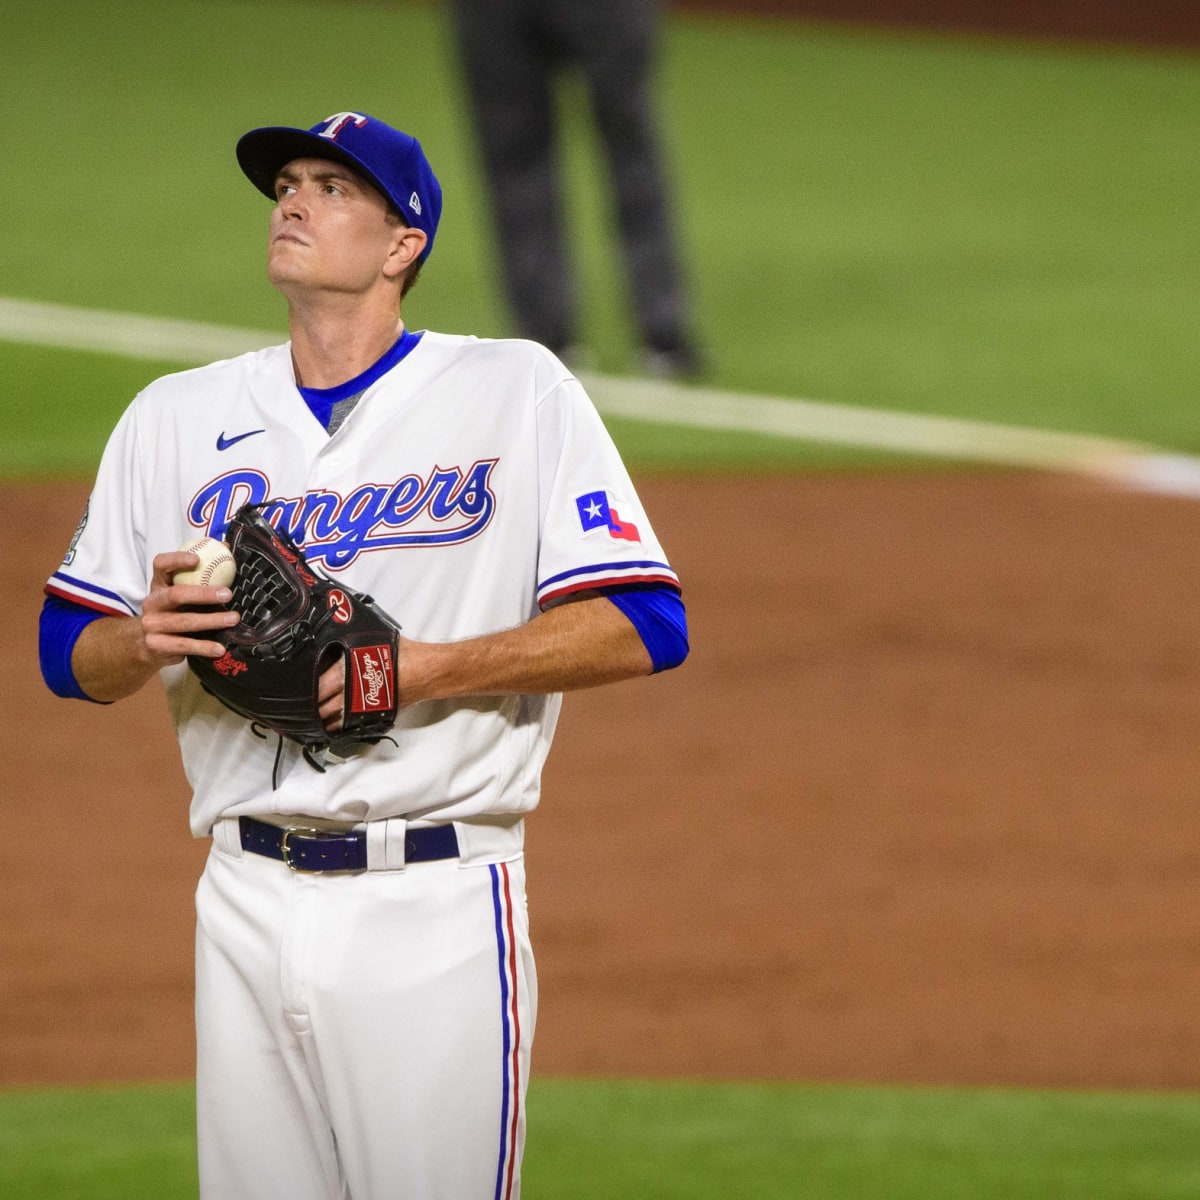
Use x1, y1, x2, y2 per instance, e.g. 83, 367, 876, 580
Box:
39, 111, 689, 1199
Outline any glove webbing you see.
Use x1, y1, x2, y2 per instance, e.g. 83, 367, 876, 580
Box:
231, 543, 319, 659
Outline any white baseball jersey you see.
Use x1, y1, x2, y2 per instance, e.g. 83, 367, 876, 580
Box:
48, 333, 678, 838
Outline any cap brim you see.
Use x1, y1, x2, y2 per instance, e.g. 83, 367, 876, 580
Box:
235, 127, 392, 207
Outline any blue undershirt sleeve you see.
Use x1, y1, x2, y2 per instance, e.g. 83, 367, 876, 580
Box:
604, 585, 689, 674
39, 593, 108, 702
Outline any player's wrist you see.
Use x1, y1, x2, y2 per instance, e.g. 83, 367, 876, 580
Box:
69, 615, 160, 702
395, 637, 435, 706
396, 637, 466, 707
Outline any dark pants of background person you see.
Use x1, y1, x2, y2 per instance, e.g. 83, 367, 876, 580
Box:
451, 0, 700, 372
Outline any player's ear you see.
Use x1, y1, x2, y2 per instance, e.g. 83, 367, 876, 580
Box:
383, 226, 427, 280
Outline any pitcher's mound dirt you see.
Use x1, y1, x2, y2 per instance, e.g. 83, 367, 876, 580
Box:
4, 471, 1200, 1089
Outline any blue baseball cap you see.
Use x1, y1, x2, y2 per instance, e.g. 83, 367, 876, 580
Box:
236, 111, 442, 263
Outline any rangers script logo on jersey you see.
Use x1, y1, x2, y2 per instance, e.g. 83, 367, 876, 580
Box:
189, 461, 498, 569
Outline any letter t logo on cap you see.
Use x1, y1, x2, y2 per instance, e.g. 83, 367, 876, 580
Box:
318, 112, 368, 141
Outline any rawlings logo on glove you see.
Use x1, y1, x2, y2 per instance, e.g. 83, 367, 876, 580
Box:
187, 504, 402, 770
349, 644, 394, 712
213, 652, 248, 678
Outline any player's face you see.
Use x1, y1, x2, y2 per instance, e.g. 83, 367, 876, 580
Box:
267, 158, 414, 297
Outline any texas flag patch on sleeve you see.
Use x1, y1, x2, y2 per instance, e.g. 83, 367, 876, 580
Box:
575, 490, 640, 542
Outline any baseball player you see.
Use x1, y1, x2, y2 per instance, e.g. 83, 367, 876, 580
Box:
39, 111, 688, 1200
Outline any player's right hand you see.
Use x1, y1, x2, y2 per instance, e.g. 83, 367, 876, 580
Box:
142, 551, 240, 664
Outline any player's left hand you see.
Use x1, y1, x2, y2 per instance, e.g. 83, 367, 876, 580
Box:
319, 637, 422, 729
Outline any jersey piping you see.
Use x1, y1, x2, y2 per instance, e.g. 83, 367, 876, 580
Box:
44, 571, 138, 617
537, 558, 679, 607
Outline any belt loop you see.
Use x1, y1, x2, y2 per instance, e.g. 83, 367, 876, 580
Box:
214, 817, 244, 859
366, 817, 409, 872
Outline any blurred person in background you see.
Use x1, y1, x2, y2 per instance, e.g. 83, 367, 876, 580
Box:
451, 0, 705, 379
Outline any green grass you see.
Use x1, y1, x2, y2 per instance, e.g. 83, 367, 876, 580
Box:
0, 1083, 198, 1200
660, 19, 1200, 442
2, 344, 187, 478
529, 1079, 1200, 1199
5, 0, 1200, 479
5, 1078, 1200, 1199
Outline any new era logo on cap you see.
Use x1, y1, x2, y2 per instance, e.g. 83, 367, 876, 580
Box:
236, 111, 444, 263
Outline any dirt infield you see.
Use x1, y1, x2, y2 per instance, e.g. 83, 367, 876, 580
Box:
5, 471, 1200, 1090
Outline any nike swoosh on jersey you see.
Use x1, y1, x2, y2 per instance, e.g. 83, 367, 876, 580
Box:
216, 429, 265, 451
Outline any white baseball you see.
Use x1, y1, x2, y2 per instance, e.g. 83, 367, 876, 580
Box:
174, 537, 236, 588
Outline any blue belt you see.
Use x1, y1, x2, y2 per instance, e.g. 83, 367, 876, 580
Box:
238, 815, 459, 873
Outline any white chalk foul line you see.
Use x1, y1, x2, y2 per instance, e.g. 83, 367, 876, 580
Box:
0, 296, 280, 364
4, 295, 1200, 495
583, 372, 1136, 470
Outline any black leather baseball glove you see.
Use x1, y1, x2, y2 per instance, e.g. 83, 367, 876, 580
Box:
187, 504, 402, 770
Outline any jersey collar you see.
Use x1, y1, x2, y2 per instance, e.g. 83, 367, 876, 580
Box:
297, 328, 425, 429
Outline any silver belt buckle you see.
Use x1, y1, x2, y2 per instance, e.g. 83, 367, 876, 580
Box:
280, 826, 324, 872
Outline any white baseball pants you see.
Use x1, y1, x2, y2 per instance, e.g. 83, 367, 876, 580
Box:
194, 838, 536, 1200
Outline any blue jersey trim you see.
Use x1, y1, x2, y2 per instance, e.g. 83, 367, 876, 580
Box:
605, 585, 689, 674
39, 593, 107, 701
47, 570, 138, 616
539, 559, 676, 590
298, 328, 424, 429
